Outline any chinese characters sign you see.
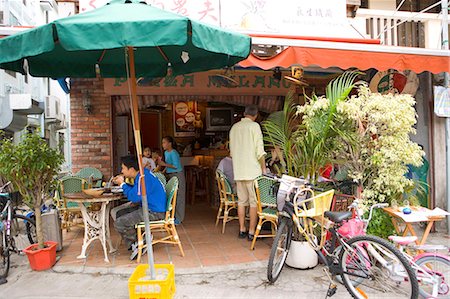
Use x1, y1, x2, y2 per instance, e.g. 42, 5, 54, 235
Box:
79, 0, 357, 38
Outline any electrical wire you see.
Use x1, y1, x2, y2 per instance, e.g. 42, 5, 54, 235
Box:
376, 1, 442, 40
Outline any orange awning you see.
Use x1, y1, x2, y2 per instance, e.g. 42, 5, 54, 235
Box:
240, 37, 450, 74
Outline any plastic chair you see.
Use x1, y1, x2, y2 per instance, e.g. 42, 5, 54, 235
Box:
59, 176, 87, 231
135, 177, 184, 263
215, 170, 238, 233
251, 176, 278, 250
75, 167, 103, 188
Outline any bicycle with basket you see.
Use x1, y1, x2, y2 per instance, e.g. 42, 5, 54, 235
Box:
266, 173, 419, 299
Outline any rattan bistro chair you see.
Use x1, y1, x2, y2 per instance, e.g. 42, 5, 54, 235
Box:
135, 177, 184, 263
215, 170, 238, 233
75, 167, 103, 188
154, 172, 167, 188
251, 176, 278, 250
58, 176, 87, 231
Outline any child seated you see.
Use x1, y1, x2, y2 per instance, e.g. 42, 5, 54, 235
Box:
152, 150, 164, 173
142, 146, 156, 171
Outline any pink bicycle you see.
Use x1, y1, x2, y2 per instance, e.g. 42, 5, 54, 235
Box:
340, 199, 450, 299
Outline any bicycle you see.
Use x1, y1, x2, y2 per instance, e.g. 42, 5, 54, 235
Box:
0, 181, 37, 283
266, 174, 419, 299
344, 198, 450, 298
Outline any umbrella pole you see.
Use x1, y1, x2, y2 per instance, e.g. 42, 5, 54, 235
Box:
126, 46, 156, 279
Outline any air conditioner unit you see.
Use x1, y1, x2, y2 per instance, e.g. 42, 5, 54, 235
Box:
45, 95, 60, 119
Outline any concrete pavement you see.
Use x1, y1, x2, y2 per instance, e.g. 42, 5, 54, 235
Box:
1, 255, 351, 299
1, 231, 448, 299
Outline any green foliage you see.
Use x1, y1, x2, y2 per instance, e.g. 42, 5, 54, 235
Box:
0, 130, 64, 248
262, 91, 301, 177
366, 209, 396, 239
263, 72, 360, 182
335, 87, 424, 205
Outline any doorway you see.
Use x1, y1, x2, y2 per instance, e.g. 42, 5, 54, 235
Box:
140, 111, 161, 150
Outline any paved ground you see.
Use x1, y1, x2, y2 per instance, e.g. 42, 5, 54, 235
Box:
1, 255, 352, 299
1, 230, 448, 299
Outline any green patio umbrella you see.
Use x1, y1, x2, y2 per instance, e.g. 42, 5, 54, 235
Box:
0, 0, 251, 279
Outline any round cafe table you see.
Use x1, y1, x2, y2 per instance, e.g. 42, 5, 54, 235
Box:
64, 192, 123, 263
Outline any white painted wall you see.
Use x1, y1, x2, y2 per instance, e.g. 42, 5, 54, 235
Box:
368, 0, 396, 10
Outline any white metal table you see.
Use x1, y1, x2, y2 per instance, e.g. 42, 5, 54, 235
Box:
64, 192, 123, 263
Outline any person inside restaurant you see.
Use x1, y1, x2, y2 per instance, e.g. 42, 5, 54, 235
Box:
113, 155, 166, 260
157, 136, 186, 225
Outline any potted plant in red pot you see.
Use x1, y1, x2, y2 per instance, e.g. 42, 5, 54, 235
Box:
0, 130, 64, 270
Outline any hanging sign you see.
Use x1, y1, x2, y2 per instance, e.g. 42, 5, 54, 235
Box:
173, 101, 197, 137
369, 70, 419, 96
104, 70, 293, 96
434, 86, 450, 117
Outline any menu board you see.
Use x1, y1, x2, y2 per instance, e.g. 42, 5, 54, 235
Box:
173, 101, 197, 137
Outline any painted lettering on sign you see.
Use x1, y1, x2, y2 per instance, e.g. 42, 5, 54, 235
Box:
106, 71, 293, 96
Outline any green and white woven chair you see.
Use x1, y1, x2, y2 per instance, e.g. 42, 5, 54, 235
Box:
154, 172, 167, 189
135, 176, 184, 263
251, 176, 278, 250
75, 167, 103, 188
215, 170, 238, 233
59, 176, 87, 231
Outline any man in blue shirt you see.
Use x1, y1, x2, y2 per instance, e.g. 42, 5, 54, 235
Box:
113, 155, 166, 260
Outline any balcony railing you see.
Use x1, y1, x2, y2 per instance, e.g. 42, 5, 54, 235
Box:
352, 8, 444, 49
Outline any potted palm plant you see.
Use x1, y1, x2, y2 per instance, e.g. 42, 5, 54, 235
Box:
0, 130, 64, 270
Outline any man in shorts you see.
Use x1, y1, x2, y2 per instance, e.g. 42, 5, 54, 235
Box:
229, 105, 267, 241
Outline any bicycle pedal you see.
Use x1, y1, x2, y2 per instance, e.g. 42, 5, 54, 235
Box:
326, 283, 337, 297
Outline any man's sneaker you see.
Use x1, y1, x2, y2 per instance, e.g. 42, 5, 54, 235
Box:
130, 245, 139, 260
174, 219, 181, 225
128, 241, 138, 251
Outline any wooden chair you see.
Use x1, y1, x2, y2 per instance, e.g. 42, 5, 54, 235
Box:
58, 176, 87, 231
251, 176, 278, 250
331, 193, 355, 212
75, 167, 103, 188
215, 170, 238, 233
135, 177, 184, 263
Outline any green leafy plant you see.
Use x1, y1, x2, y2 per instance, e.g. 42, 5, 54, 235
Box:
263, 71, 359, 183
0, 130, 64, 249
366, 209, 396, 239
262, 90, 301, 177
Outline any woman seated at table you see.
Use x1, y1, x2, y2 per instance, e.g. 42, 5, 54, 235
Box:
113, 155, 166, 260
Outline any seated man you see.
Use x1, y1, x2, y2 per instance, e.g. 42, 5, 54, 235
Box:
113, 155, 166, 260
217, 154, 236, 192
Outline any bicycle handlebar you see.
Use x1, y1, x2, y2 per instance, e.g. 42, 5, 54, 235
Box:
0, 181, 11, 193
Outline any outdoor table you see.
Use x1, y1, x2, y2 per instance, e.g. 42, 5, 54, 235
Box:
382, 206, 447, 245
64, 192, 123, 262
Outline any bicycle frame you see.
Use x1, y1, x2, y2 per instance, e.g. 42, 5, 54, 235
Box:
0, 194, 12, 239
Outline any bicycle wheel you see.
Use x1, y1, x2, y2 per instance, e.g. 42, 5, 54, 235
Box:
339, 234, 419, 299
10, 214, 36, 252
267, 217, 292, 283
415, 255, 450, 298
25, 215, 37, 244
0, 228, 10, 278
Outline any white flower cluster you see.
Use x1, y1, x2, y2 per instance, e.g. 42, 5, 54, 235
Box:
297, 86, 424, 206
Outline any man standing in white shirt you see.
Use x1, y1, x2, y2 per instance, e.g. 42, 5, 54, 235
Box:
229, 105, 267, 241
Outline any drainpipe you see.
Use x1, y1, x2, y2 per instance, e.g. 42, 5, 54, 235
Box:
442, 0, 450, 233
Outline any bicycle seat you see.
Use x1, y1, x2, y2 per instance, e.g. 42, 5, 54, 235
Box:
388, 236, 417, 246
324, 211, 352, 223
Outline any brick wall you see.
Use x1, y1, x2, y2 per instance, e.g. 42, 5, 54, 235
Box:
70, 78, 113, 178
